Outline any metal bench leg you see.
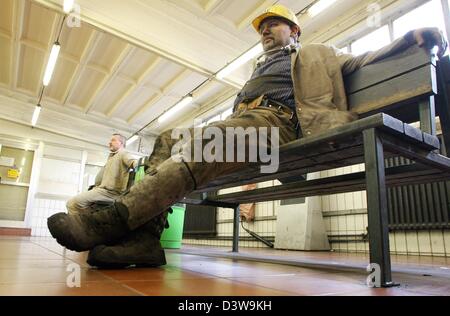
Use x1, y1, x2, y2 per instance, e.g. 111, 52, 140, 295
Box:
232, 205, 240, 253
419, 96, 437, 136
363, 128, 397, 288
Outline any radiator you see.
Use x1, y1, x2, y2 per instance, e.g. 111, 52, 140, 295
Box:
183, 192, 217, 237
386, 155, 450, 230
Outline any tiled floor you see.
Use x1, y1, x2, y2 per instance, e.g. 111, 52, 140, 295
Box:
0, 236, 449, 296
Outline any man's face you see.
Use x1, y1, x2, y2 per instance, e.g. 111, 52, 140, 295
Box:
259, 18, 296, 51
109, 135, 123, 152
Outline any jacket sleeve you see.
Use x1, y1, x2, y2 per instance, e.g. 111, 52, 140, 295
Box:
121, 151, 138, 169
335, 30, 417, 75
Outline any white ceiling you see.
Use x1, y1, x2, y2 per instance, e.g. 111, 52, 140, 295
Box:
0, 0, 427, 147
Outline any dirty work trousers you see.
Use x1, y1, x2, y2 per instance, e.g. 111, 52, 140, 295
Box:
120, 107, 298, 230
66, 187, 120, 215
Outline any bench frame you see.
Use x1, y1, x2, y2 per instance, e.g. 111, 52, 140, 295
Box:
181, 46, 450, 288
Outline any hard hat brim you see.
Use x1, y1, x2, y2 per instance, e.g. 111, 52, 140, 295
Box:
252, 13, 300, 35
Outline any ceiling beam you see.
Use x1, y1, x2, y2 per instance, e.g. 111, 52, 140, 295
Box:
236, 0, 274, 31
11, 0, 26, 92
0, 86, 154, 136
127, 68, 192, 123
106, 56, 163, 117
114, 74, 137, 86
203, 0, 225, 15
84, 45, 135, 114
165, 86, 236, 131
62, 30, 100, 106
32, 0, 248, 86
0, 29, 11, 39
20, 38, 48, 52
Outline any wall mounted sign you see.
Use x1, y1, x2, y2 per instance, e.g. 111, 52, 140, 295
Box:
0, 156, 15, 167
7, 169, 20, 179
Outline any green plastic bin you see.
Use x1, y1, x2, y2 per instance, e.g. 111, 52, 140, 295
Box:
160, 205, 186, 249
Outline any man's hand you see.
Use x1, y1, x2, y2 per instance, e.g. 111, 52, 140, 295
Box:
413, 27, 448, 58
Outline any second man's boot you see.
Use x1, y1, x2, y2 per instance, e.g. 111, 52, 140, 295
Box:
87, 210, 171, 269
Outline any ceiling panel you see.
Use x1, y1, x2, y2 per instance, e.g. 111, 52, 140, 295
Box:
86, 33, 129, 71
0, 0, 14, 35
218, 0, 267, 27
169, 71, 208, 98
118, 49, 159, 81
3, 0, 411, 144
59, 23, 95, 61
66, 68, 107, 109
16, 43, 45, 94
21, 1, 58, 46
142, 61, 186, 90
194, 81, 236, 105
91, 78, 135, 114
115, 88, 159, 119
43, 57, 78, 102
0, 37, 11, 86
131, 95, 181, 127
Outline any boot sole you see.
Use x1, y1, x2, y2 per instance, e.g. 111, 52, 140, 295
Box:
87, 249, 167, 269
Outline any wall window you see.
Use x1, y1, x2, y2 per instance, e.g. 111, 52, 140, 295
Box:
221, 108, 233, 121
394, 0, 447, 39
351, 25, 391, 56
340, 46, 350, 54
394, 0, 449, 55
206, 114, 221, 125
196, 107, 233, 128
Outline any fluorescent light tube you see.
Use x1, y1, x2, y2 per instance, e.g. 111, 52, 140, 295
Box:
126, 135, 139, 147
158, 95, 194, 124
63, 0, 75, 13
43, 43, 61, 86
308, 0, 337, 17
216, 44, 263, 79
31, 105, 41, 127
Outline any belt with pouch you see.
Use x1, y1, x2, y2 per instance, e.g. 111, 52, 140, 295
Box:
235, 96, 302, 137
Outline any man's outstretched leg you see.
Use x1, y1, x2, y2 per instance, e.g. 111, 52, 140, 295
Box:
47, 107, 297, 252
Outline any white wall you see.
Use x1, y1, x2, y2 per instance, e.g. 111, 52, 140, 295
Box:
0, 118, 114, 235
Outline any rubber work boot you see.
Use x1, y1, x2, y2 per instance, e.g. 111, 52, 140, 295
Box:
47, 201, 130, 252
86, 208, 171, 269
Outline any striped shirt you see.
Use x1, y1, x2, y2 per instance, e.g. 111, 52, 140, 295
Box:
234, 49, 295, 111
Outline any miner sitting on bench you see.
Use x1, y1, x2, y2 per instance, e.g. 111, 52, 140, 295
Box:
67, 134, 137, 216
47, 4, 447, 269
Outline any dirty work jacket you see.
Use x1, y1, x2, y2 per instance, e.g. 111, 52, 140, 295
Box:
292, 32, 417, 137
98, 149, 137, 194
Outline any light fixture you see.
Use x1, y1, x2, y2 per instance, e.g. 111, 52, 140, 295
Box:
308, 0, 338, 17
158, 95, 194, 124
31, 104, 42, 127
43, 42, 61, 86
126, 135, 139, 147
63, 0, 75, 13
216, 44, 263, 79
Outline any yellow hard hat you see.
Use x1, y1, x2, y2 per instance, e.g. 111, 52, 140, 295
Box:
252, 4, 301, 35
